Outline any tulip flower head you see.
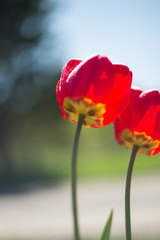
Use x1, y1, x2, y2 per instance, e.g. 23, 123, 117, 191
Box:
114, 88, 160, 156
56, 54, 132, 128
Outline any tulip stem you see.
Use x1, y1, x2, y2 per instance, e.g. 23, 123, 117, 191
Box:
125, 144, 139, 240
71, 114, 85, 240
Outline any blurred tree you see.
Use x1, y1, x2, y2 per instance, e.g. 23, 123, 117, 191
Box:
0, 0, 61, 185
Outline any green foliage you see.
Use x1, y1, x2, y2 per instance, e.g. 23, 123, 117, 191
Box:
3, 115, 160, 186
100, 209, 113, 240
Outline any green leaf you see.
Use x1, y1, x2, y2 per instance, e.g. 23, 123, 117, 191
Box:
100, 209, 113, 240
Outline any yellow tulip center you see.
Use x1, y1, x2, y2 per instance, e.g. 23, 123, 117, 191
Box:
63, 97, 106, 127
121, 129, 160, 155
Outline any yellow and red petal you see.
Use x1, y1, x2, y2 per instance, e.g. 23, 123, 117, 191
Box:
63, 97, 106, 128
120, 129, 160, 156
56, 54, 132, 128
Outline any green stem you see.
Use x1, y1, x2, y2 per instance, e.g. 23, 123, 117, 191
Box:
125, 144, 139, 240
71, 114, 85, 240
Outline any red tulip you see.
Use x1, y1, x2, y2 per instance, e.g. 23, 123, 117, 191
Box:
56, 54, 132, 128
114, 87, 160, 155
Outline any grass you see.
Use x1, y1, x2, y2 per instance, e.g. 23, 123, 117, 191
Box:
6, 120, 160, 184
32, 122, 160, 181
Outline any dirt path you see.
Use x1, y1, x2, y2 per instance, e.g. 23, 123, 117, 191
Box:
0, 174, 159, 239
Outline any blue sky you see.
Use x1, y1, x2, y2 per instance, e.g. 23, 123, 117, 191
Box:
54, 0, 160, 90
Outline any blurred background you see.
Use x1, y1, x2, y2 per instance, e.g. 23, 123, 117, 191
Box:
0, 0, 160, 239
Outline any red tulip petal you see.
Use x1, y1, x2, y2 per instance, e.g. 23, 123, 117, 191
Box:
151, 144, 160, 155
114, 88, 160, 155
114, 87, 143, 143
67, 54, 114, 101
56, 81, 62, 105
130, 90, 160, 135
153, 110, 160, 139
56, 54, 133, 128
56, 81, 66, 118
59, 59, 82, 100
102, 64, 132, 125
